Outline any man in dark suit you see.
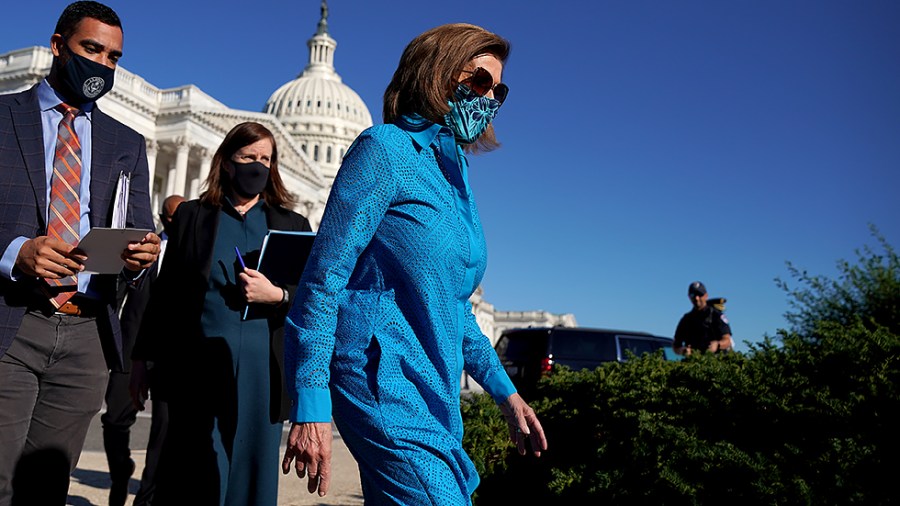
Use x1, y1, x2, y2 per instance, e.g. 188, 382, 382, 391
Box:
103, 194, 183, 506
0, 2, 160, 504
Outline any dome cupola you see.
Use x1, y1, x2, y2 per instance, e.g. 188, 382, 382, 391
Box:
264, 1, 372, 180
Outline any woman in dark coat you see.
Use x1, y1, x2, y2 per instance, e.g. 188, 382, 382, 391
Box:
132, 121, 311, 506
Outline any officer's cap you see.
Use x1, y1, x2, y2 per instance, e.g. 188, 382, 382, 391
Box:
688, 281, 707, 297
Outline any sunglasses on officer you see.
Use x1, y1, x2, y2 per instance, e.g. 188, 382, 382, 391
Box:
458, 67, 509, 105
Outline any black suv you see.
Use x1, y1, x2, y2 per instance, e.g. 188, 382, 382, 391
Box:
494, 327, 675, 395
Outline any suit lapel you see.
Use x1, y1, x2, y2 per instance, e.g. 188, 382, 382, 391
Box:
264, 204, 291, 231
89, 107, 120, 228
10, 88, 48, 229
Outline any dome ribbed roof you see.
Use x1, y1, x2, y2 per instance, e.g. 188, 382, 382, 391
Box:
265, 73, 371, 127
263, 2, 372, 129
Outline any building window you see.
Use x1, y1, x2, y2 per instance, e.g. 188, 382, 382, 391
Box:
313, 145, 319, 161
326, 146, 332, 164
301, 144, 307, 154
317, 100, 321, 108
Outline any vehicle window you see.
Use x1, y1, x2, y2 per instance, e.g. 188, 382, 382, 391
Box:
495, 332, 546, 360
495, 336, 511, 357
663, 347, 683, 361
619, 336, 666, 358
551, 331, 616, 361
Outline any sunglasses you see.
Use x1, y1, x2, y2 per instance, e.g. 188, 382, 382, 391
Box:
459, 67, 509, 105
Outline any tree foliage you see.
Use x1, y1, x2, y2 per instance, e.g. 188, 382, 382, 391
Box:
776, 224, 900, 337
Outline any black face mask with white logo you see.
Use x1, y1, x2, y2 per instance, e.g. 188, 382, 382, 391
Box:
228, 161, 270, 198
56, 42, 115, 105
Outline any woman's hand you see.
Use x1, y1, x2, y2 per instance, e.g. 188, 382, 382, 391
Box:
282, 422, 333, 497
238, 268, 283, 304
499, 393, 548, 457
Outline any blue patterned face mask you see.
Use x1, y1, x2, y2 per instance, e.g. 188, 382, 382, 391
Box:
444, 84, 501, 144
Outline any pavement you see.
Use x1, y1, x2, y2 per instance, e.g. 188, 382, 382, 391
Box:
66, 403, 364, 506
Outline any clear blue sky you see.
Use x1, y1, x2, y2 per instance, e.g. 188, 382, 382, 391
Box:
3, 1, 898, 350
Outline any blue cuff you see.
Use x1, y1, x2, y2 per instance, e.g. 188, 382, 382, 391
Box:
289, 387, 332, 423
481, 369, 517, 405
1, 237, 29, 281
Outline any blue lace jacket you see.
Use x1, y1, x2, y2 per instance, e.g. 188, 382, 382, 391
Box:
285, 115, 516, 427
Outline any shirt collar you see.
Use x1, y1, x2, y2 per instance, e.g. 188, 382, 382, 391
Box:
37, 79, 94, 117
395, 113, 450, 152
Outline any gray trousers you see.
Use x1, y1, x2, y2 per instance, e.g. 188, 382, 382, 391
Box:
0, 311, 108, 506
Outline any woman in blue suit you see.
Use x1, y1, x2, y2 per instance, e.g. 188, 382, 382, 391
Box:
282, 23, 547, 504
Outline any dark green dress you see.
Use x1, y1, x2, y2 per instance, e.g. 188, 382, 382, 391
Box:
199, 201, 280, 506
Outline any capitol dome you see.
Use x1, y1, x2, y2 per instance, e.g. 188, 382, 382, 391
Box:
264, 1, 372, 180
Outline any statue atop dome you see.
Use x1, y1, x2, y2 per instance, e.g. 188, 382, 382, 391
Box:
317, 0, 329, 35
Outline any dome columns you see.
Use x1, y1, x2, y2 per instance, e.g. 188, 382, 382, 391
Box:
305, 33, 337, 76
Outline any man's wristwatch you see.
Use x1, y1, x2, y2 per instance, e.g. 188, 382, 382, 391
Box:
277, 287, 289, 307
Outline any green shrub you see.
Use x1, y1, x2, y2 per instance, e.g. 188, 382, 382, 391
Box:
460, 391, 510, 479
466, 328, 899, 504
464, 227, 900, 504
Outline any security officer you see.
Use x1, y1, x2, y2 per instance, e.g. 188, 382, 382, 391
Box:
673, 281, 733, 356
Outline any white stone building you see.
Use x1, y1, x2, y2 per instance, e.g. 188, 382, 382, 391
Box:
0, 3, 575, 348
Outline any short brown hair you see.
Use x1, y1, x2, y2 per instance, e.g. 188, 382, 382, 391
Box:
383, 23, 510, 152
200, 122, 296, 209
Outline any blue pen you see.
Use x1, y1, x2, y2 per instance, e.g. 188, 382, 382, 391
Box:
235, 246, 247, 271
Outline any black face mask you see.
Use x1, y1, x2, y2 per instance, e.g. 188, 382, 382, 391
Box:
228, 161, 270, 198
56, 41, 115, 105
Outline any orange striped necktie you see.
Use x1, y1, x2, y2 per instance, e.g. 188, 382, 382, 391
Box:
45, 103, 82, 308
